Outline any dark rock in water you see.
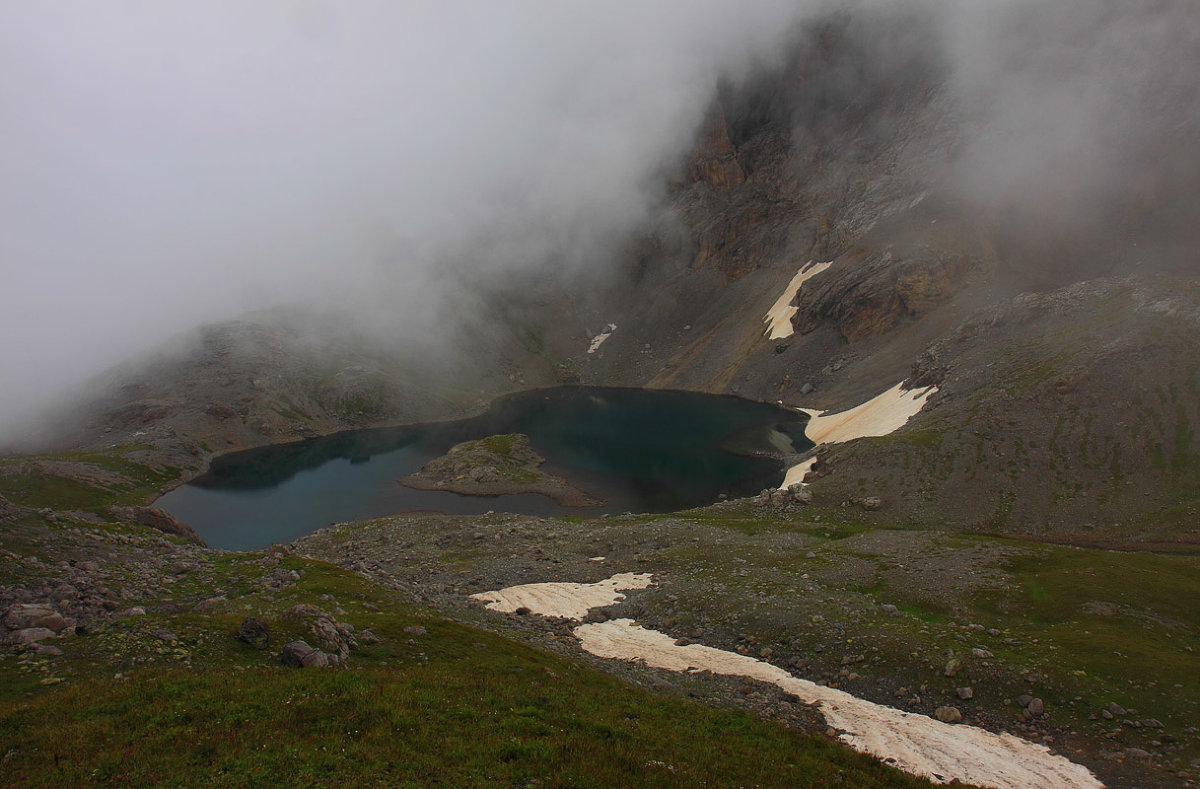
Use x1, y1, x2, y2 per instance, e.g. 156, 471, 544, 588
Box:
105, 506, 206, 546
3, 603, 67, 633
236, 617, 270, 649
399, 433, 601, 507
280, 640, 336, 668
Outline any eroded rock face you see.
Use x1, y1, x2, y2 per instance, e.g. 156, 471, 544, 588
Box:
688, 103, 745, 192
793, 246, 977, 343
105, 506, 206, 546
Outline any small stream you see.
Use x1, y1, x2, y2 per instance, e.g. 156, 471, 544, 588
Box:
156, 386, 813, 550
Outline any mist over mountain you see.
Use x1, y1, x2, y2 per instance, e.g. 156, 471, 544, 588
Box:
2, 0, 1196, 443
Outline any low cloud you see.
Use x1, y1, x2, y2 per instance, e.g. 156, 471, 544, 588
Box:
2, 0, 1196, 443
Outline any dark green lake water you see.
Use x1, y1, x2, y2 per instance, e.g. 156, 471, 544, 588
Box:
156, 387, 813, 550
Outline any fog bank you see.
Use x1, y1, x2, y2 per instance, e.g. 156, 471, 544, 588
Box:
2, 0, 1196, 444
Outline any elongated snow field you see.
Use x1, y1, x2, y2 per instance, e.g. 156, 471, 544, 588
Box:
779, 382, 938, 487
763, 260, 832, 340
473, 574, 1104, 789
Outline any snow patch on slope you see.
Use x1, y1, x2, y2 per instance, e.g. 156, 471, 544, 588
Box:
588, 323, 617, 354
470, 572, 651, 620
473, 573, 1102, 789
763, 261, 832, 340
779, 383, 937, 487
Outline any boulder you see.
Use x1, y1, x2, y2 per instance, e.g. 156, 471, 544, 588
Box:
956, 686, 974, 700
284, 604, 356, 659
3, 604, 67, 633
237, 617, 270, 649
0, 494, 17, 521
859, 497, 884, 511
787, 484, 814, 504
880, 603, 899, 616
4, 627, 56, 646
935, 706, 963, 724
280, 640, 337, 668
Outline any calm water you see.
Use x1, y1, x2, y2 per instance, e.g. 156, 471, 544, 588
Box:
157, 387, 813, 550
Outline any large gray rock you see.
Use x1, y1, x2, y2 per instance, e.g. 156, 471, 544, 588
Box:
787, 484, 814, 504
4, 627, 56, 646
284, 604, 356, 659
935, 706, 963, 724
280, 640, 337, 668
3, 604, 67, 633
236, 617, 270, 649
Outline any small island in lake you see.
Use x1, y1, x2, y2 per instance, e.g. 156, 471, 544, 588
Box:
399, 433, 601, 506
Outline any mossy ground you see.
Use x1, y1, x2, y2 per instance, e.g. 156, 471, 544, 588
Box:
0, 541, 939, 788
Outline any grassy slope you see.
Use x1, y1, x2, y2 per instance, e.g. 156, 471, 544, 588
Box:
0, 473, 941, 788
0, 445, 186, 511
308, 503, 1199, 782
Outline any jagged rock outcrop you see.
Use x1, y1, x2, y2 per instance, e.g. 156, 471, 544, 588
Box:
106, 506, 206, 547
793, 242, 979, 343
